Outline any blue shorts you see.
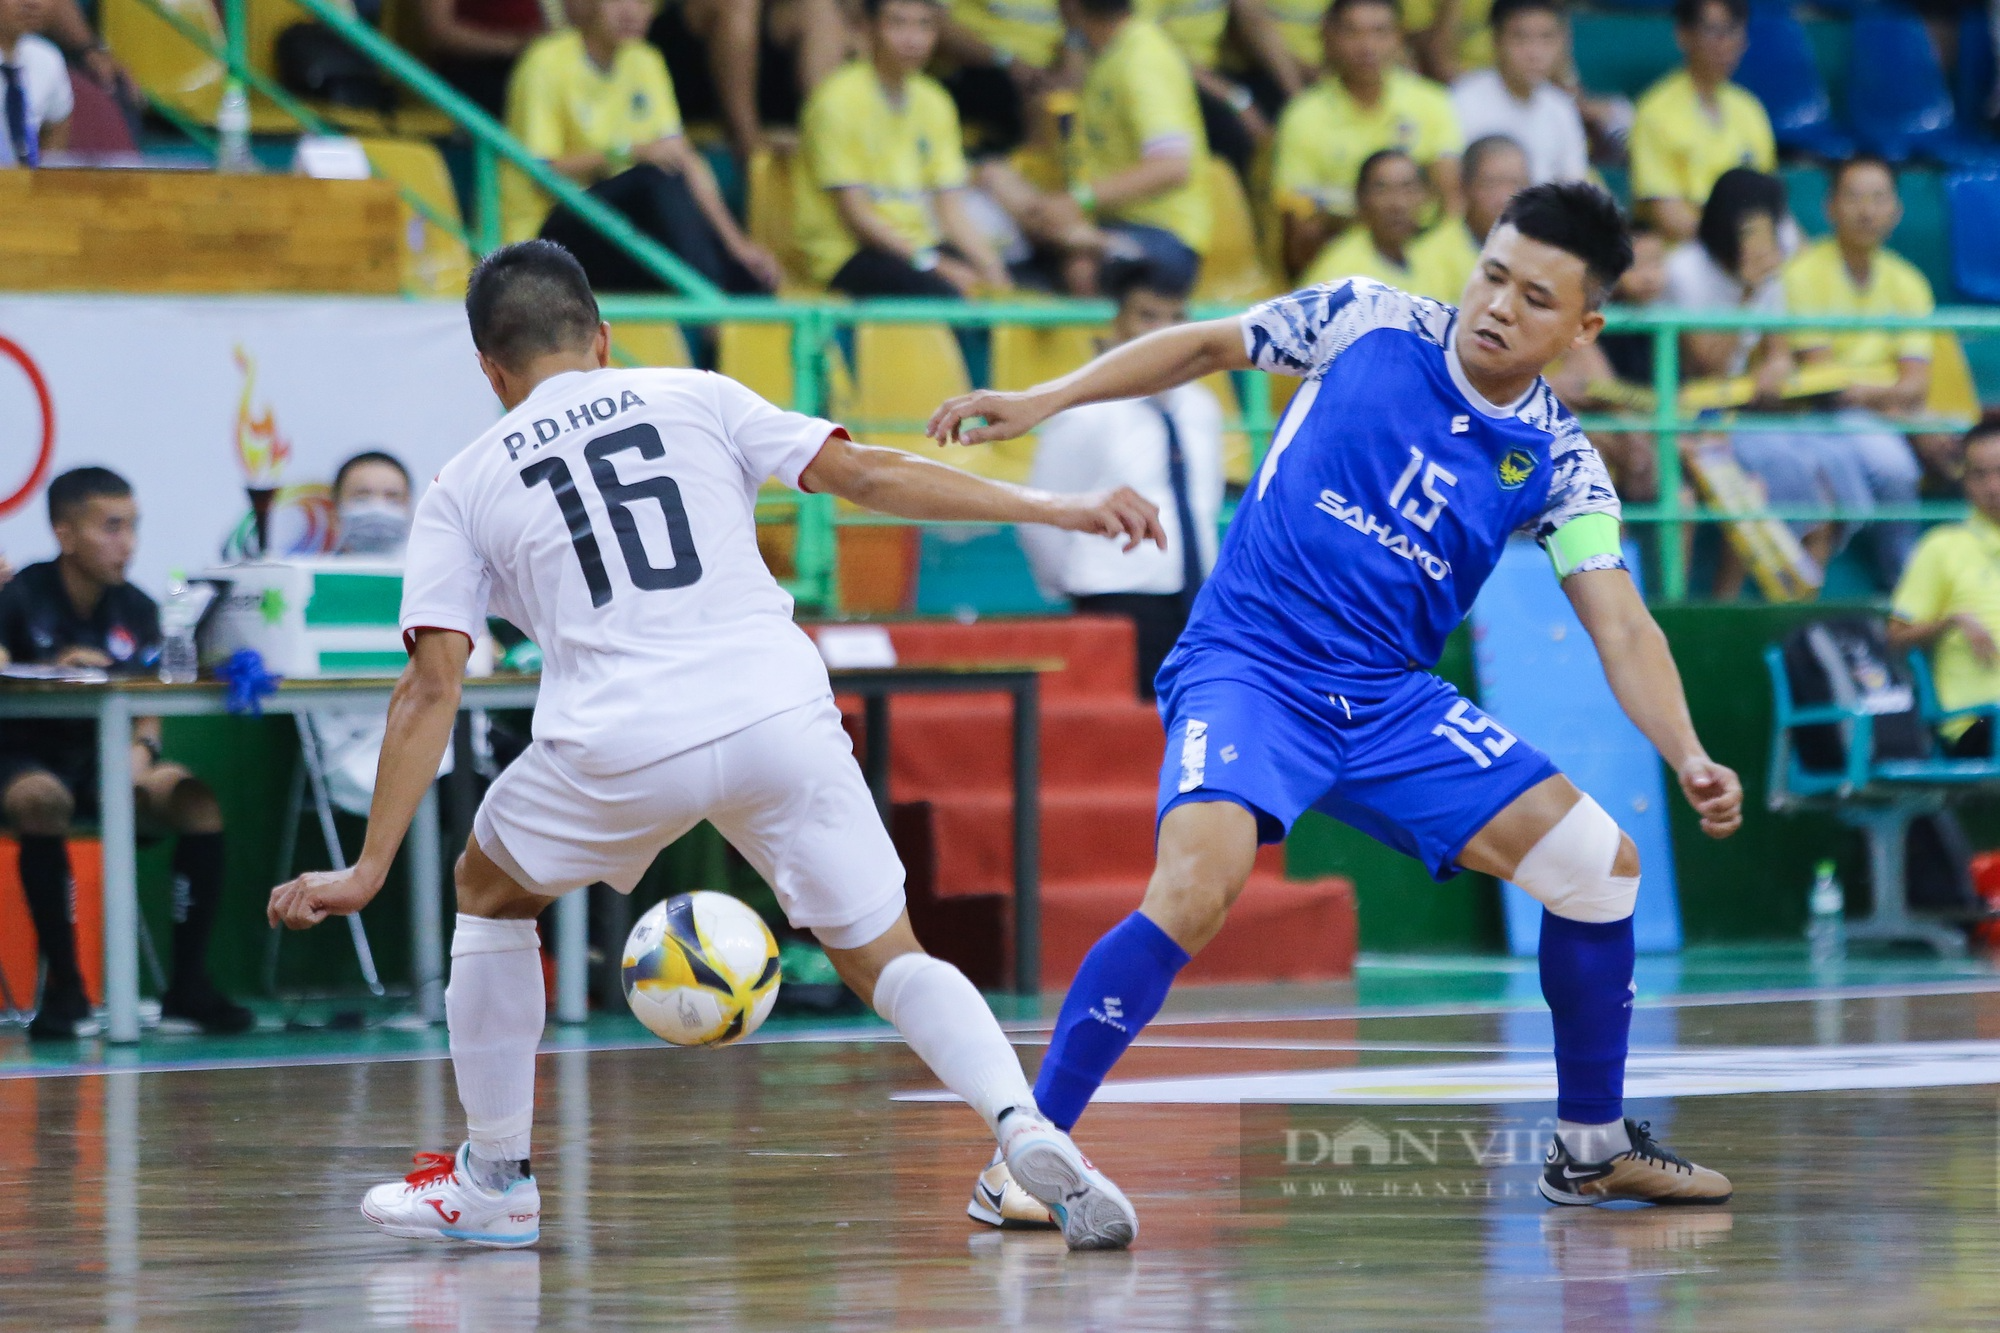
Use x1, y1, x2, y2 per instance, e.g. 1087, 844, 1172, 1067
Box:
1154, 656, 1560, 880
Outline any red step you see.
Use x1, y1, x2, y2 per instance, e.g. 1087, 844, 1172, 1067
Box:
866, 615, 1140, 700
839, 695, 1166, 794
1042, 875, 1356, 986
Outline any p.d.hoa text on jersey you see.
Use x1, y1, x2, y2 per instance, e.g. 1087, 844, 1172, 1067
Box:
502, 389, 649, 462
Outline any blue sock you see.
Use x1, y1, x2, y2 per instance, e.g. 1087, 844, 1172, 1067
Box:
1538, 910, 1635, 1125
1033, 912, 1190, 1131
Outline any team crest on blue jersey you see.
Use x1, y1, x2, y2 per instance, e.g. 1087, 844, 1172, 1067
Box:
1496, 449, 1537, 490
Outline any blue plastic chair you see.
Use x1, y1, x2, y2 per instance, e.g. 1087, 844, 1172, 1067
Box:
1947, 170, 2000, 301
1848, 5, 2000, 165
1739, 3, 1853, 157
1957, 5, 1997, 131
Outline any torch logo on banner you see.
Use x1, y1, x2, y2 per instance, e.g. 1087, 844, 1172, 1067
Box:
0, 335, 57, 520
233, 346, 292, 556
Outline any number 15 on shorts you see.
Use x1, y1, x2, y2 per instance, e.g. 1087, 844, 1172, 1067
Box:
1432, 700, 1516, 769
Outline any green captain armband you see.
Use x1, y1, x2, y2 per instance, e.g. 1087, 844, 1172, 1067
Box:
1545, 512, 1625, 579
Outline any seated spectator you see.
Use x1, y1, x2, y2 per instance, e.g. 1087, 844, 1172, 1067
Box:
1141, 0, 1306, 180
420, 0, 546, 119
1272, 0, 1461, 280
1450, 0, 1589, 186
937, 0, 1068, 156
796, 0, 1011, 297
1405, 132, 1529, 301
1, 0, 71, 167
332, 450, 414, 556
1299, 148, 1428, 289
1627, 0, 1774, 245
978, 0, 1211, 295
1019, 259, 1220, 697
1889, 422, 2000, 757
1784, 154, 1930, 583
503, 0, 781, 295
653, 0, 856, 163
1663, 168, 1837, 581
0, 469, 253, 1039
44, 0, 135, 106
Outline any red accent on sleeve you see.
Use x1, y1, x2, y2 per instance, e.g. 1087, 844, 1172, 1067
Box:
794, 426, 853, 495
402, 626, 476, 656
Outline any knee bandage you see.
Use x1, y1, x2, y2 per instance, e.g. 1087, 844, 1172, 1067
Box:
1510, 796, 1637, 923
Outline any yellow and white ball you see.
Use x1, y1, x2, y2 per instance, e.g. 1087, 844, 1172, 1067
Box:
621, 892, 782, 1046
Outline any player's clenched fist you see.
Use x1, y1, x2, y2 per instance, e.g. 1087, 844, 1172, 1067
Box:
268, 867, 382, 930
1676, 757, 1743, 839
1055, 486, 1169, 554
928, 388, 1053, 445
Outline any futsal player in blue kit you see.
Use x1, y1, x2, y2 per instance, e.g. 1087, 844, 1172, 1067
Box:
931, 182, 1743, 1224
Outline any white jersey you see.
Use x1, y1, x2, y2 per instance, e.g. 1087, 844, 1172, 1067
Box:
401, 366, 841, 777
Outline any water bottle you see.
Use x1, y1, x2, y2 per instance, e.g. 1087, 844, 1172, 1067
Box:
216, 84, 254, 174
157, 573, 212, 685
1807, 859, 1845, 965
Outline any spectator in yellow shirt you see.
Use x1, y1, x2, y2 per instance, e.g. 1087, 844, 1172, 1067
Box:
1627, 0, 1775, 244
1784, 154, 1932, 586
1404, 132, 1530, 301
978, 0, 1212, 295
1272, 0, 1463, 279
1302, 148, 1457, 293
1889, 423, 2000, 757
796, 0, 1012, 297
505, 0, 780, 295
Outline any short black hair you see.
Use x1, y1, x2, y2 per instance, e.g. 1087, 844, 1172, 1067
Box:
1697, 166, 1786, 274
333, 450, 412, 502
1829, 152, 1896, 194
47, 466, 132, 526
862, 0, 941, 16
1463, 133, 1527, 185
1328, 0, 1399, 24
1103, 251, 1195, 305
1673, 0, 1745, 29
1494, 180, 1634, 307
465, 240, 602, 371
1964, 416, 2000, 458
1490, 0, 1563, 33
1356, 146, 1417, 193
1073, 0, 1133, 16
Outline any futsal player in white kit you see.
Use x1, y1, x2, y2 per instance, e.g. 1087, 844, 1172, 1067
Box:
266, 241, 1160, 1251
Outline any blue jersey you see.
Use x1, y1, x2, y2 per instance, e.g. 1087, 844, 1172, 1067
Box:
1169, 279, 1623, 695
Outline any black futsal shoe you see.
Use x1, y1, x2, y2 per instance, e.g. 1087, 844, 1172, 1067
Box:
1538, 1119, 1733, 1206
27, 982, 101, 1040
159, 983, 257, 1035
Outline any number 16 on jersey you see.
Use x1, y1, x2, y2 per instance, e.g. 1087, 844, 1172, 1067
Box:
522, 422, 704, 608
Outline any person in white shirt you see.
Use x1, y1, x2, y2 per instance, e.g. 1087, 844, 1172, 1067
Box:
1450, 0, 1588, 186
1022, 262, 1223, 698
0, 0, 72, 167
266, 240, 1159, 1252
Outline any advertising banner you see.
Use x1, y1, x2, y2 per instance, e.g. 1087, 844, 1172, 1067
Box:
0, 295, 497, 593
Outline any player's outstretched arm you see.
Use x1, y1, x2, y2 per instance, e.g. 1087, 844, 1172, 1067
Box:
800, 435, 1168, 552
266, 629, 470, 930
926, 316, 1252, 445
1564, 567, 1744, 839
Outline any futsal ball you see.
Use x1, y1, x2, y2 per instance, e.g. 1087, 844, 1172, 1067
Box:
622, 892, 782, 1047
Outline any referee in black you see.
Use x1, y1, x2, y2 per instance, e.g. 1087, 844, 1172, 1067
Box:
0, 468, 252, 1038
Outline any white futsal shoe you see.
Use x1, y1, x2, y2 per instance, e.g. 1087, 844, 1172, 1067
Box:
360, 1144, 541, 1248
968, 1149, 1059, 1230
996, 1109, 1138, 1251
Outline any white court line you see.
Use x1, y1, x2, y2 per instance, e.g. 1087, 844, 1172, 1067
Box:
896, 1039, 2000, 1105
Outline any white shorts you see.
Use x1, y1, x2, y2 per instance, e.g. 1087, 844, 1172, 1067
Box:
472, 696, 907, 950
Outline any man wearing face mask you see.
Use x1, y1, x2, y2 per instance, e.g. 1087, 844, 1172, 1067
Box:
331, 451, 414, 557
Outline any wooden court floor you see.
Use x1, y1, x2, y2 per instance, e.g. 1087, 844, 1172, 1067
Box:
7, 969, 2000, 1330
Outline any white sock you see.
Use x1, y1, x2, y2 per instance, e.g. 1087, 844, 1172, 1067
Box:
447, 913, 544, 1165
1557, 1118, 1632, 1163
872, 953, 1035, 1138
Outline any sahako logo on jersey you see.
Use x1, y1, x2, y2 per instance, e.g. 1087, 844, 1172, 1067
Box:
1496, 449, 1537, 490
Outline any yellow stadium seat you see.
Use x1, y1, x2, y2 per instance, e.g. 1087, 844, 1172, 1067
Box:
1195, 157, 1280, 305
103, 0, 225, 125
610, 321, 694, 368
1197, 371, 1256, 487
990, 322, 1104, 391
359, 136, 472, 298
1928, 331, 1981, 426
853, 322, 970, 448
746, 146, 816, 288
720, 321, 798, 409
